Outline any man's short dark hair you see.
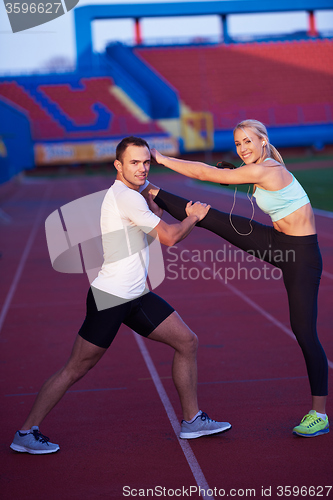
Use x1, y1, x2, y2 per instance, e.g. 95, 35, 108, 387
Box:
116, 136, 150, 163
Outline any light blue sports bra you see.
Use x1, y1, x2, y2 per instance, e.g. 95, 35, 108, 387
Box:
253, 159, 310, 222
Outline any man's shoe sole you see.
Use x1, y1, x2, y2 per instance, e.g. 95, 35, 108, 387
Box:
10, 443, 60, 454
180, 423, 232, 439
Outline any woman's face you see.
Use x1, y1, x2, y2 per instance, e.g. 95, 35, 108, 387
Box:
234, 127, 264, 164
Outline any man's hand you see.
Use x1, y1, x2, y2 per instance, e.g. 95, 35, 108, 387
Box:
185, 201, 210, 221
151, 148, 166, 165
147, 192, 163, 218
150, 200, 210, 246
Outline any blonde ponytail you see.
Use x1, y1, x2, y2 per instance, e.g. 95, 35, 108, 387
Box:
268, 143, 285, 165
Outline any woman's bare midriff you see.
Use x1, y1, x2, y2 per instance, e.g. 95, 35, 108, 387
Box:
273, 203, 316, 236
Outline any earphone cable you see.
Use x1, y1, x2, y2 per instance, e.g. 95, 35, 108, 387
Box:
229, 185, 254, 236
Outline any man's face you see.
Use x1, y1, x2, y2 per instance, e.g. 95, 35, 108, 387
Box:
114, 145, 150, 190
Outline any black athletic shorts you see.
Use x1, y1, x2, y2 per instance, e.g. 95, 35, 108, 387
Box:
78, 287, 175, 348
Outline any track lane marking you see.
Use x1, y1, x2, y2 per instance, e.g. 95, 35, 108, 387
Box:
186, 179, 333, 240
5, 387, 127, 397
134, 332, 215, 500
193, 260, 333, 370
0, 185, 52, 335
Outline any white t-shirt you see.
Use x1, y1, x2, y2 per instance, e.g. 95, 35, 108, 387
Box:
91, 180, 160, 299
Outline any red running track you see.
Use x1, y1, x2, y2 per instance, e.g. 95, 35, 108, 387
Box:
0, 170, 332, 500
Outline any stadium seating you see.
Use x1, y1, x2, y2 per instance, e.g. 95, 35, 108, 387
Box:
0, 81, 65, 140
0, 76, 164, 141
136, 39, 333, 128
0, 39, 332, 144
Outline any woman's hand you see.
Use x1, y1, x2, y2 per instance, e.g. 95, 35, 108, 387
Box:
151, 148, 166, 165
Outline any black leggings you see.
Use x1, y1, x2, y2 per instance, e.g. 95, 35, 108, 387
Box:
155, 189, 328, 396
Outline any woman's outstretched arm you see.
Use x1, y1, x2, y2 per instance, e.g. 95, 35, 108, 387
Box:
151, 149, 265, 186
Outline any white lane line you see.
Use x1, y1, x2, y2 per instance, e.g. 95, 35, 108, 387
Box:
187, 181, 333, 218
134, 333, 215, 500
194, 260, 333, 370
322, 270, 333, 280
313, 208, 333, 219
5, 387, 127, 397
0, 185, 52, 335
186, 180, 333, 240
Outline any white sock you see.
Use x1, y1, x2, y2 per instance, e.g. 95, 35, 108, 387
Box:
315, 411, 327, 420
19, 426, 38, 434
187, 410, 202, 423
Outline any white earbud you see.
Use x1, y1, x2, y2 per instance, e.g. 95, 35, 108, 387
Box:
262, 142, 266, 146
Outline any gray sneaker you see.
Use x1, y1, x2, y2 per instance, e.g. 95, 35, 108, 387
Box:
10, 426, 59, 454
180, 412, 231, 439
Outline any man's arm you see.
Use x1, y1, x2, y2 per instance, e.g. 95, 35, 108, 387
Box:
149, 200, 210, 247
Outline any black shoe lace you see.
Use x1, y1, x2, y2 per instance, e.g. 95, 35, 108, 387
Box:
32, 429, 50, 445
200, 412, 214, 422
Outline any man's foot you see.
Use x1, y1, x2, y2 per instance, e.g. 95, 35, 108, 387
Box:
10, 426, 60, 454
180, 411, 231, 439
293, 410, 329, 437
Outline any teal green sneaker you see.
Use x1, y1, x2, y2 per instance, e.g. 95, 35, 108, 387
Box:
293, 410, 329, 437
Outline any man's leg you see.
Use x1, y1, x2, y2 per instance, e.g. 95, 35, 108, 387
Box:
125, 292, 231, 439
20, 335, 107, 430
147, 311, 199, 421
146, 310, 231, 439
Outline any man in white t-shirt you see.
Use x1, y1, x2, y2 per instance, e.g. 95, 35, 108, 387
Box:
10, 137, 231, 455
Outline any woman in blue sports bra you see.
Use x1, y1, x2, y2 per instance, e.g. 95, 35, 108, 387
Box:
143, 119, 329, 438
